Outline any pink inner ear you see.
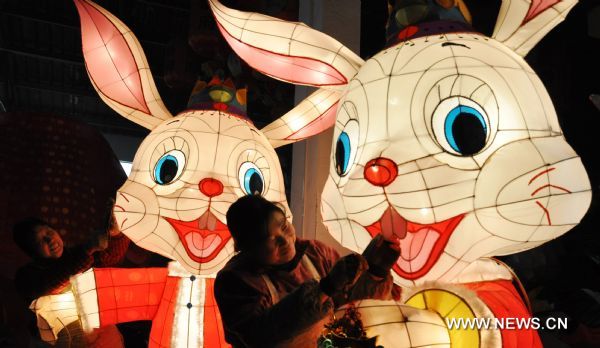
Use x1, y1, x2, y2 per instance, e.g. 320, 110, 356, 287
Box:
75, 0, 150, 114
286, 101, 338, 140
216, 23, 347, 87
524, 0, 561, 23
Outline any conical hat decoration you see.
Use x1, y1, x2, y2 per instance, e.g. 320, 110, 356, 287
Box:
187, 75, 248, 121
386, 0, 473, 44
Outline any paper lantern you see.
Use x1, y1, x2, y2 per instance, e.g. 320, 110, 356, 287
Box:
65, 1, 339, 347
210, 0, 591, 346
30, 291, 79, 344
31, 289, 125, 345
331, 300, 451, 348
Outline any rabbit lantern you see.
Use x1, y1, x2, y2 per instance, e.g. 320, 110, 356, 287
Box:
67, 1, 340, 347
210, 0, 592, 346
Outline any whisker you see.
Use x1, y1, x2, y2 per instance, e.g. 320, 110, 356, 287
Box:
119, 192, 130, 203
528, 167, 555, 185
535, 201, 552, 225
531, 184, 571, 197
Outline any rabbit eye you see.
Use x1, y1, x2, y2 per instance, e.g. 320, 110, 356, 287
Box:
432, 98, 490, 156
444, 105, 487, 155
335, 132, 350, 175
335, 120, 359, 176
153, 150, 186, 185
239, 162, 264, 195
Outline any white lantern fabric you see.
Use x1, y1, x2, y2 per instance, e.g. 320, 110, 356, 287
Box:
320, 31, 592, 285
209, 0, 590, 285
30, 291, 79, 343
74, 0, 338, 277
332, 300, 452, 348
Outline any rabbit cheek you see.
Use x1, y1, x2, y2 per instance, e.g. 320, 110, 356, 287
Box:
474, 138, 591, 253
321, 178, 352, 241
114, 181, 160, 241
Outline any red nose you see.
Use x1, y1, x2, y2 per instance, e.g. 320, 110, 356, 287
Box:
364, 157, 398, 187
199, 178, 223, 197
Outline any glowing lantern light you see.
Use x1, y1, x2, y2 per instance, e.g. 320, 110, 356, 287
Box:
30, 292, 79, 344
332, 300, 452, 348
25, 1, 341, 347
210, 0, 591, 346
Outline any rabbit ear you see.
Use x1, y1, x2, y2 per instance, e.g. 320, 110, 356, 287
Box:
74, 0, 172, 130
208, 0, 364, 88
262, 88, 342, 148
492, 0, 577, 56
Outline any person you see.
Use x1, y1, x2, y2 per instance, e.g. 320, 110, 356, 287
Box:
13, 215, 130, 303
215, 195, 401, 347
12, 213, 130, 348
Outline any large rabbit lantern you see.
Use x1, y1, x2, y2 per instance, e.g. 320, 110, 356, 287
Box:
66, 1, 339, 347
210, 0, 591, 346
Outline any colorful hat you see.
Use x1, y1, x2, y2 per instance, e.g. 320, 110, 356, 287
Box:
187, 75, 248, 119
386, 0, 473, 45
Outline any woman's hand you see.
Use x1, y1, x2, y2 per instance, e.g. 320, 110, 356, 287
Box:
362, 234, 401, 278
347, 273, 404, 303
319, 254, 368, 298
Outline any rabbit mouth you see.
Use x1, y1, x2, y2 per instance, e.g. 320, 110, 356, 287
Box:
365, 206, 464, 280
165, 210, 231, 263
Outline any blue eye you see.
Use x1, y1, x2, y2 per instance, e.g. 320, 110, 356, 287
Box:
154, 155, 178, 185
333, 118, 359, 177
444, 105, 488, 155
244, 168, 263, 195
153, 150, 185, 185
239, 162, 264, 195
335, 131, 351, 176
